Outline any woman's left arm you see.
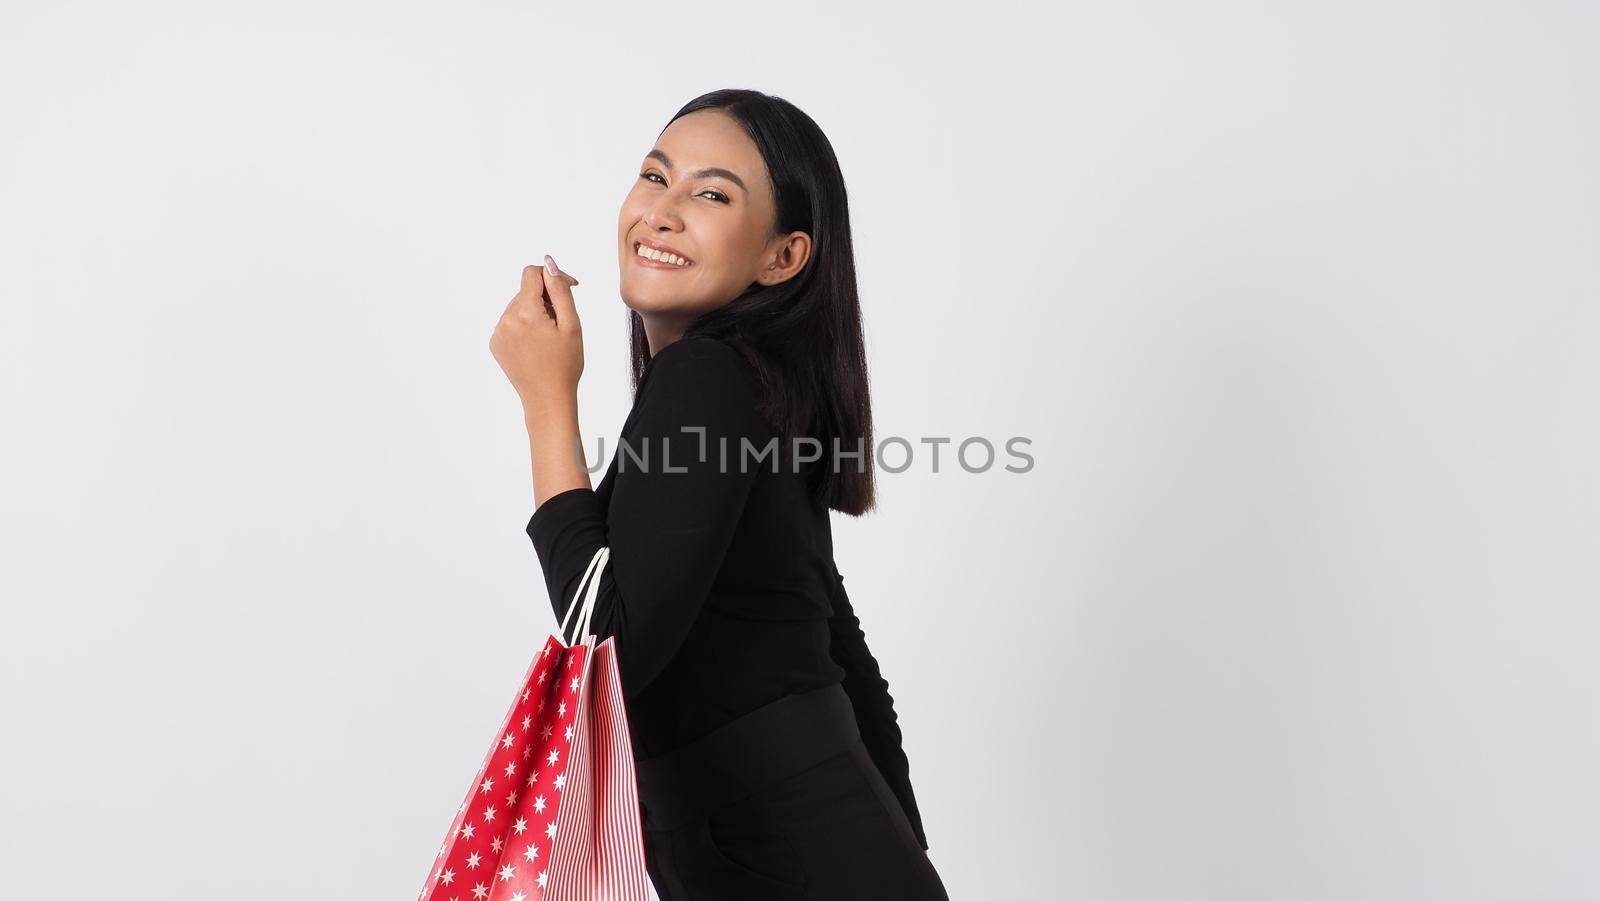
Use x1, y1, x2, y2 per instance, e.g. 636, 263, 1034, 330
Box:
525, 337, 771, 701
491, 258, 592, 505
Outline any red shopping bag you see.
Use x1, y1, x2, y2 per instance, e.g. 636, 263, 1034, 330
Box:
418, 547, 650, 901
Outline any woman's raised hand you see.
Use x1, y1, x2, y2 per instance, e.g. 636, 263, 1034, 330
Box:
491, 255, 585, 412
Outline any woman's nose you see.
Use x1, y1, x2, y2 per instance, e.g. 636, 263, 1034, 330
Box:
644, 197, 685, 231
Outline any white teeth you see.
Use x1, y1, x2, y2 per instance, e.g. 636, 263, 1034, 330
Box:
636, 244, 689, 267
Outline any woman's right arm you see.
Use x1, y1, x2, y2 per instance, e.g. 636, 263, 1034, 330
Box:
828, 564, 931, 851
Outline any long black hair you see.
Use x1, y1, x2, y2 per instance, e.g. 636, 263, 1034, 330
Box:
627, 89, 876, 516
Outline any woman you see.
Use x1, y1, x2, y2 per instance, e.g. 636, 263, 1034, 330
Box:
490, 89, 950, 901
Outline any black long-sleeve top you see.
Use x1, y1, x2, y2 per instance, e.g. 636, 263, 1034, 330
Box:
525, 334, 929, 851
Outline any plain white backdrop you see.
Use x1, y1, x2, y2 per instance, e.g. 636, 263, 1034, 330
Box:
3, 2, 1596, 898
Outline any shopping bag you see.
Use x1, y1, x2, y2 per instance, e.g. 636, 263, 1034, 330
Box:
418, 547, 650, 901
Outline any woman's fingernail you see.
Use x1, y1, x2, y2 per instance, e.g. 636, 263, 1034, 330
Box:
544, 254, 562, 277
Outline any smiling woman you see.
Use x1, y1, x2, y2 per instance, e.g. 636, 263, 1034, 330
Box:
495, 88, 950, 901
614, 106, 815, 365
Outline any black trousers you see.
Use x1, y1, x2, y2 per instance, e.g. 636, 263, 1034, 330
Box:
635, 682, 951, 901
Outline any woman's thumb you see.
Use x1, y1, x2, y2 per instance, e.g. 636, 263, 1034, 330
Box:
543, 255, 581, 326
543, 254, 579, 286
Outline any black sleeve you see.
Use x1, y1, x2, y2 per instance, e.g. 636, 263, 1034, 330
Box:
827, 563, 930, 851
524, 337, 768, 701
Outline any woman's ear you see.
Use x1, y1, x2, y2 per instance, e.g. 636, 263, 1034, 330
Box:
758, 231, 812, 285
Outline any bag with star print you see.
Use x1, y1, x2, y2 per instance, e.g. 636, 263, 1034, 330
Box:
418, 547, 650, 901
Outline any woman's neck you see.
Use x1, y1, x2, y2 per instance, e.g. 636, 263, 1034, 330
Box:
640, 312, 691, 357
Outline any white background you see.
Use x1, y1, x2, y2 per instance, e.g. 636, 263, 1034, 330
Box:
3, 2, 1596, 898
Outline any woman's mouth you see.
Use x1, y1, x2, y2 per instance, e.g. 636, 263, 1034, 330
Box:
633, 241, 694, 269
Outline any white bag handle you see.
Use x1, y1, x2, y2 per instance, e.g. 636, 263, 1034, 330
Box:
575, 547, 607, 642
559, 547, 610, 646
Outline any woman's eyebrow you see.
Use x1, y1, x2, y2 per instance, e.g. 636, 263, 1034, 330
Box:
645, 148, 748, 194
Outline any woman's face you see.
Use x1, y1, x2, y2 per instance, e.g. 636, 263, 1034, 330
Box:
617, 109, 809, 328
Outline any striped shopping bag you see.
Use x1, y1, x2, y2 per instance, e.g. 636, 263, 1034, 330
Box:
419, 547, 650, 901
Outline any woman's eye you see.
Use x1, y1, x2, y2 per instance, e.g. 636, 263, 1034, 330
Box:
638, 171, 727, 204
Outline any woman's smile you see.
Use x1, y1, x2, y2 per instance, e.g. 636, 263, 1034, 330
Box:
633, 237, 695, 269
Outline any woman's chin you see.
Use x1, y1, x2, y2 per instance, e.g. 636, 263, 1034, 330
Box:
621, 290, 690, 316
